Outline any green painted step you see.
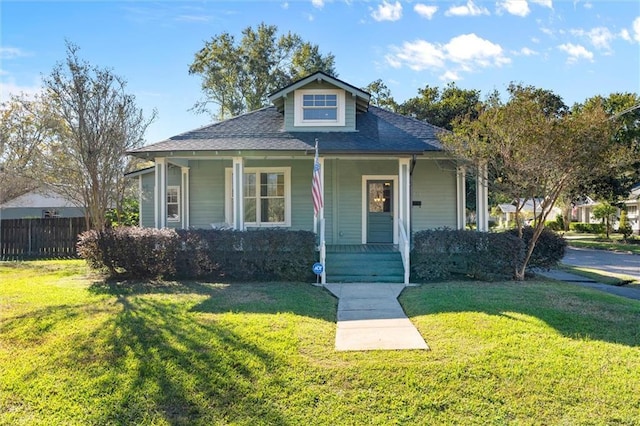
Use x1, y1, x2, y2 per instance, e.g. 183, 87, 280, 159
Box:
325, 251, 404, 283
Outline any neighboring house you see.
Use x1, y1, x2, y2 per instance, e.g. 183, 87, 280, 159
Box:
127, 72, 489, 283
0, 186, 84, 220
494, 198, 562, 228
574, 184, 640, 233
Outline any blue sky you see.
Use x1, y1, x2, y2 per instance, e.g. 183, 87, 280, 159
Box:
1, 1, 639, 144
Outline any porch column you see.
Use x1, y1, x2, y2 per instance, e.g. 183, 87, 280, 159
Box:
398, 158, 411, 234
232, 157, 244, 230
181, 166, 190, 229
476, 163, 489, 232
154, 157, 167, 229
456, 166, 466, 230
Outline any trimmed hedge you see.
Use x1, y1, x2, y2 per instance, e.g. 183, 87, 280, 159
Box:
77, 227, 317, 282
77, 227, 179, 278
411, 227, 566, 282
570, 222, 606, 234
411, 229, 525, 281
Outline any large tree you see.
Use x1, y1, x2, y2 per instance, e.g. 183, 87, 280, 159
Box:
575, 93, 640, 202
398, 82, 482, 131
363, 79, 399, 111
42, 42, 155, 230
441, 84, 621, 280
0, 93, 58, 203
189, 23, 337, 120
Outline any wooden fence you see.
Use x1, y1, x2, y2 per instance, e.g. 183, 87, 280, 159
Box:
0, 217, 87, 259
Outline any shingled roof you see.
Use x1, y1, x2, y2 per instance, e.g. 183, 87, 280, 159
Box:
129, 105, 445, 157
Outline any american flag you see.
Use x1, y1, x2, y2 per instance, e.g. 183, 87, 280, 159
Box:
312, 139, 323, 217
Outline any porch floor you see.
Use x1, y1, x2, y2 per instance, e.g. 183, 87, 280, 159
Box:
326, 244, 398, 253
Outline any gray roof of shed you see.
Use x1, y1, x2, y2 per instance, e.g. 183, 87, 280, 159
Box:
129, 105, 445, 156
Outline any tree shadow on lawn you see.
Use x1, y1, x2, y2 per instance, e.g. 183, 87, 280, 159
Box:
85, 294, 295, 425
89, 278, 337, 322
400, 279, 640, 347
78, 279, 336, 423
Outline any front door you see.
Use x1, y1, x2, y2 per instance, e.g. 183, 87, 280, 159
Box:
367, 180, 393, 243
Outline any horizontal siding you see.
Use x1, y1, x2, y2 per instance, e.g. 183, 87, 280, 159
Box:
189, 160, 229, 229
411, 160, 457, 231
330, 159, 400, 245
140, 173, 155, 228
283, 81, 356, 132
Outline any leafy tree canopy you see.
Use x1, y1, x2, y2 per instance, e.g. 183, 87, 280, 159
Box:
573, 92, 640, 203
189, 23, 336, 120
440, 84, 621, 279
398, 82, 481, 130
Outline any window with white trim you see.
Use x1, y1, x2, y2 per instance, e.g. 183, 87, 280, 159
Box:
294, 89, 345, 126
167, 186, 180, 222
225, 167, 291, 226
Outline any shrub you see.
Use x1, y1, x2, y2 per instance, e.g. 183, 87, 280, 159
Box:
174, 229, 317, 281
411, 229, 524, 281
618, 210, 633, 240
78, 227, 316, 282
77, 227, 179, 278
570, 222, 606, 234
507, 227, 566, 270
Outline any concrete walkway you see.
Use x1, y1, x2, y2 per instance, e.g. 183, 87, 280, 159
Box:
537, 269, 640, 301
324, 283, 429, 351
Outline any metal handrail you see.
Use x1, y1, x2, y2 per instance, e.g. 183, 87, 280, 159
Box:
398, 218, 410, 284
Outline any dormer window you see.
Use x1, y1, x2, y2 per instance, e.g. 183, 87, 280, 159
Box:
294, 89, 345, 127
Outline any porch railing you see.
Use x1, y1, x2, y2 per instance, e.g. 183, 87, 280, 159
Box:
319, 217, 326, 284
398, 218, 410, 284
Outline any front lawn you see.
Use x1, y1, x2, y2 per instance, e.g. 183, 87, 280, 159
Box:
564, 232, 640, 254
2, 260, 640, 425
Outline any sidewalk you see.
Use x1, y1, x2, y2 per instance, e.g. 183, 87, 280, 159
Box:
324, 283, 429, 351
537, 269, 640, 301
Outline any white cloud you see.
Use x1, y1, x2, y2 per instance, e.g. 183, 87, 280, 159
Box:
0, 77, 42, 99
0, 47, 28, 59
497, 0, 530, 17
633, 16, 640, 42
571, 27, 615, 50
386, 40, 445, 70
175, 15, 211, 22
531, 0, 553, 8
282, 2, 289, 9
414, 4, 437, 19
586, 27, 614, 50
558, 43, 594, 63
445, 1, 489, 17
440, 70, 460, 81
386, 33, 510, 80
311, 0, 324, 9
445, 34, 510, 69
517, 47, 538, 56
372, 1, 403, 22
620, 29, 631, 42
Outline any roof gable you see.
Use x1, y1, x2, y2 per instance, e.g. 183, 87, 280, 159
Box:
268, 71, 370, 113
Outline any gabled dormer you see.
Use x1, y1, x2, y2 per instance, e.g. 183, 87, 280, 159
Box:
268, 71, 370, 132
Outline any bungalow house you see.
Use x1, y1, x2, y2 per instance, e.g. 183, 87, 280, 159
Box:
128, 72, 488, 283
494, 198, 562, 229
0, 186, 85, 220
574, 185, 640, 234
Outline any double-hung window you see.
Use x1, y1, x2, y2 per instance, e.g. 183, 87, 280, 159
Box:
226, 167, 291, 227
167, 186, 180, 222
294, 89, 345, 126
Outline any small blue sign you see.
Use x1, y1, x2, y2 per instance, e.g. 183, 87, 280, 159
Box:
312, 262, 324, 275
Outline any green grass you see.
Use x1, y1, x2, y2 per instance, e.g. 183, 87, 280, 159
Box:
2, 260, 640, 425
564, 232, 640, 254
